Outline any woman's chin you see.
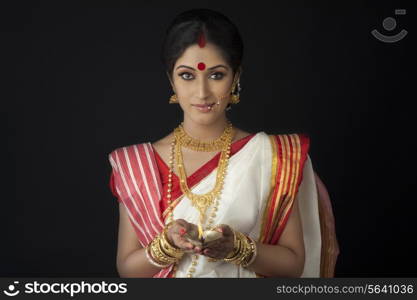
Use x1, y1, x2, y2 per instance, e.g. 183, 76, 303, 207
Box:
187, 112, 224, 126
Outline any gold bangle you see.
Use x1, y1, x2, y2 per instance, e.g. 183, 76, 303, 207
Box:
224, 241, 241, 261
224, 229, 241, 258
145, 244, 171, 268
234, 233, 250, 265
208, 230, 240, 263
160, 230, 184, 260
241, 237, 257, 268
155, 238, 177, 264
149, 235, 177, 265
223, 231, 255, 266
223, 231, 244, 263
238, 235, 252, 265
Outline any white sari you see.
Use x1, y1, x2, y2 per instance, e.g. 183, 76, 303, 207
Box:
170, 132, 321, 277
109, 131, 338, 278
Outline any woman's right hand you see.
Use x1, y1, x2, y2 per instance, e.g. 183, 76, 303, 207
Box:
166, 219, 202, 254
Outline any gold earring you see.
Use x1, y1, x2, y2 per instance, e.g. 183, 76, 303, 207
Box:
230, 81, 241, 104
169, 94, 178, 104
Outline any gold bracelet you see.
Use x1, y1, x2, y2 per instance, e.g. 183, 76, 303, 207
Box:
145, 244, 171, 268
149, 235, 178, 265
224, 232, 241, 261
234, 233, 250, 265
241, 237, 257, 268
223, 231, 255, 266
238, 235, 253, 265
223, 231, 244, 263
160, 229, 184, 260
154, 237, 177, 264
208, 230, 240, 263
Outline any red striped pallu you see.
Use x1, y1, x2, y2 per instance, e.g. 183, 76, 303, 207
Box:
257, 134, 338, 277
108, 143, 172, 278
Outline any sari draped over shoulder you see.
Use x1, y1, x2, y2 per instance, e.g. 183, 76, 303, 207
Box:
108, 132, 339, 278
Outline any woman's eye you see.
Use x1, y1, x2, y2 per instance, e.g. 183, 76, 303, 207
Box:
178, 72, 194, 80
178, 71, 225, 81
210, 72, 225, 80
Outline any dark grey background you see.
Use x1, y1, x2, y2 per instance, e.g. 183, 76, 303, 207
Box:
2, 0, 416, 277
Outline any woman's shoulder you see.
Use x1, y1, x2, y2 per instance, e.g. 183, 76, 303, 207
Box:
152, 132, 174, 147
151, 131, 173, 150
266, 132, 311, 160
267, 132, 310, 144
109, 132, 173, 155
149, 132, 175, 164
233, 128, 253, 142
109, 138, 160, 163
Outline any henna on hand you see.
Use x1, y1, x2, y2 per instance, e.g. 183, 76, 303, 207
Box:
166, 219, 203, 254
202, 224, 234, 259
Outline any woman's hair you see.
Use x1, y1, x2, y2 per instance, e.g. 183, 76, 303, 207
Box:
161, 8, 244, 79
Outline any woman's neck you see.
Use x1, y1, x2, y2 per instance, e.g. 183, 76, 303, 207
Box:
182, 116, 228, 141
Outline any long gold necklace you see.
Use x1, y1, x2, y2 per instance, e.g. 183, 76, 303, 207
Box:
165, 121, 233, 277
175, 123, 233, 237
174, 121, 233, 152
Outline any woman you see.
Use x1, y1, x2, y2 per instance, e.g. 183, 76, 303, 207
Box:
108, 8, 339, 278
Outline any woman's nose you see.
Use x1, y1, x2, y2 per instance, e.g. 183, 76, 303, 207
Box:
196, 78, 210, 100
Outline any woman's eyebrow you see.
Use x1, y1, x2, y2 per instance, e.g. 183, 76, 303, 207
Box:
176, 64, 229, 71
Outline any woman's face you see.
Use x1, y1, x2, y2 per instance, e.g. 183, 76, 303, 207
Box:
170, 43, 238, 126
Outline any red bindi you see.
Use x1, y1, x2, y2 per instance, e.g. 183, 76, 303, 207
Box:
198, 32, 206, 48
197, 62, 206, 71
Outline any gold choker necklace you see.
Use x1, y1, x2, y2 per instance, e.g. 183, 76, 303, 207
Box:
173, 121, 233, 152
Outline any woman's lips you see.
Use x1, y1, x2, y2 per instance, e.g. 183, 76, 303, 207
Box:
192, 103, 215, 113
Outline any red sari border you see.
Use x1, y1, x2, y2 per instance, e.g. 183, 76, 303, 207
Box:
256, 133, 310, 277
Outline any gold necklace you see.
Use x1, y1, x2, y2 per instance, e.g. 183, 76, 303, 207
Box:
164, 122, 233, 277
175, 123, 233, 237
174, 121, 233, 152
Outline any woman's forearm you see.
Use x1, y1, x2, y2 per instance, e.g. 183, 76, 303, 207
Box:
117, 248, 166, 278
117, 243, 304, 278
246, 242, 304, 277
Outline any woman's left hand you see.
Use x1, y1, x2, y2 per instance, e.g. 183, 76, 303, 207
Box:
202, 224, 235, 259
